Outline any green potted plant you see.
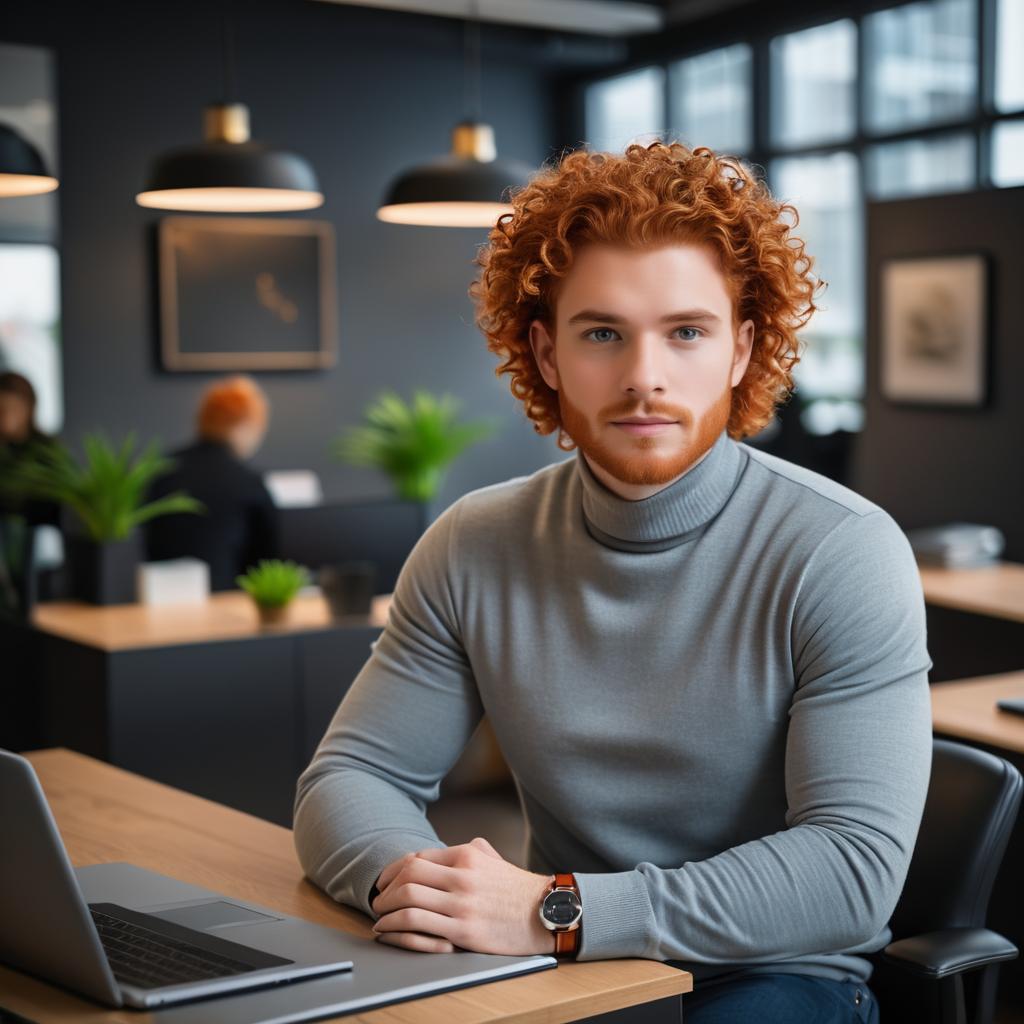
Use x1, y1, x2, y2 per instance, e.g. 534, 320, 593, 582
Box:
0, 433, 203, 605
237, 559, 310, 626
332, 390, 495, 529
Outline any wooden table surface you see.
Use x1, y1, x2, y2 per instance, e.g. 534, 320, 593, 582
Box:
930, 671, 1024, 755
30, 591, 393, 652
918, 562, 1024, 624
0, 750, 691, 1024
28, 560, 1024, 654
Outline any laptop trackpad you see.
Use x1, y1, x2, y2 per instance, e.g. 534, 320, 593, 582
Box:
150, 901, 281, 931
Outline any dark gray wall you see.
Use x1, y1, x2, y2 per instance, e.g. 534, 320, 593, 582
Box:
853, 187, 1024, 560
4, 0, 595, 514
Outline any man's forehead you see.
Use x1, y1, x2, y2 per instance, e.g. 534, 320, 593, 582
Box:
553, 241, 734, 314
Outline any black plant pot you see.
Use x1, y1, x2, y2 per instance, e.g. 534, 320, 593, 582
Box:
67, 534, 140, 606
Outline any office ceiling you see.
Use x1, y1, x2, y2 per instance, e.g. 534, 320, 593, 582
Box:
309, 0, 729, 36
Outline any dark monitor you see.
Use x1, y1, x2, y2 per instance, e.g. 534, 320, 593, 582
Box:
277, 500, 424, 594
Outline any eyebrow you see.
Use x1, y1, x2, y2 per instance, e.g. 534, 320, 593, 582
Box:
566, 309, 723, 326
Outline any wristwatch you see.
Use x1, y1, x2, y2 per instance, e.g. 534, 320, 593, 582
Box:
539, 873, 582, 957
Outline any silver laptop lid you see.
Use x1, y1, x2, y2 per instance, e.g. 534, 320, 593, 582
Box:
0, 748, 123, 1006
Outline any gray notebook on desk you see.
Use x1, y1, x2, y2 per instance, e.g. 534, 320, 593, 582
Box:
76, 864, 557, 1024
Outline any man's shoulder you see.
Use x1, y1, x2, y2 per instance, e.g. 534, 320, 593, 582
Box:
446, 456, 576, 527
740, 443, 882, 521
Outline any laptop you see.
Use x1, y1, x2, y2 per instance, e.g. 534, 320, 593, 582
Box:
0, 748, 355, 1008
0, 749, 558, 1021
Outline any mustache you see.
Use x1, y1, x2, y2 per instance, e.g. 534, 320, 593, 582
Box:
602, 400, 693, 426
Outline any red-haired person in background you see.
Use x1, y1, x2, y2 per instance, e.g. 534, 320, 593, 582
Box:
145, 375, 279, 590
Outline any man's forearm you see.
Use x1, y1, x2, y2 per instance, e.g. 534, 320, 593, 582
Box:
293, 760, 446, 916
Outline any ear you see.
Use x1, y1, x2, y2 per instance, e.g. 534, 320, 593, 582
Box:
731, 319, 754, 388
529, 319, 559, 391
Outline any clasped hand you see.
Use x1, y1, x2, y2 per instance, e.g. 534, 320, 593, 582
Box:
370, 836, 556, 955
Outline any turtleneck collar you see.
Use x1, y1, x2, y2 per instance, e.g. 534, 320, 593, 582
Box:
576, 430, 745, 553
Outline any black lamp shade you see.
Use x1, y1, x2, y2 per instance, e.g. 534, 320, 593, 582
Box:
0, 123, 58, 197
137, 141, 323, 212
378, 155, 535, 227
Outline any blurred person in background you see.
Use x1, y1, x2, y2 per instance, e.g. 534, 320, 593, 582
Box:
146, 375, 279, 590
0, 371, 60, 614
0, 371, 59, 525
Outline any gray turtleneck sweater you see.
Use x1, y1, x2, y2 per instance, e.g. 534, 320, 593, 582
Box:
294, 432, 932, 985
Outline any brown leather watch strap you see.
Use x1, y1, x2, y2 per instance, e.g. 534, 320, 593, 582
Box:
552, 873, 580, 957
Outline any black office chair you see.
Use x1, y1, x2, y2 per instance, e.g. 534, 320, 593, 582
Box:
871, 738, 1022, 1024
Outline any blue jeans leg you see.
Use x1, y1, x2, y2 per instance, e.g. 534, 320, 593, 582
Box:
683, 973, 880, 1024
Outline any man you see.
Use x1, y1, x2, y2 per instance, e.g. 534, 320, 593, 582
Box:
145, 375, 279, 589
294, 143, 931, 1023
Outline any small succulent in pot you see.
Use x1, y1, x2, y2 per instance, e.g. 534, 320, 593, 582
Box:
237, 559, 310, 626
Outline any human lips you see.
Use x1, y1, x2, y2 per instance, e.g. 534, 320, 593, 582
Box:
612, 417, 677, 425
610, 416, 679, 436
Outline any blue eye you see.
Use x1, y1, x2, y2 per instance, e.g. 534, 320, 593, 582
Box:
674, 327, 703, 341
585, 328, 619, 343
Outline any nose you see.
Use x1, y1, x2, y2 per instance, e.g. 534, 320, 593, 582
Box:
620, 332, 667, 399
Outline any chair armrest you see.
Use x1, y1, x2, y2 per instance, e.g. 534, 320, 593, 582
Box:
882, 928, 1019, 979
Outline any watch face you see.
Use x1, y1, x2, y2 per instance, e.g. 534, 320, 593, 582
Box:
542, 888, 582, 927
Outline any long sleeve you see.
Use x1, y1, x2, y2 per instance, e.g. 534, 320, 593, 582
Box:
574, 509, 933, 964
293, 500, 483, 917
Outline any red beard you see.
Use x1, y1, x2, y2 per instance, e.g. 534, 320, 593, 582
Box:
559, 384, 732, 487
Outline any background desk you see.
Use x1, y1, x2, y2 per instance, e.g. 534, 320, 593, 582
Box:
918, 562, 1024, 681
10, 593, 390, 826
0, 749, 692, 1024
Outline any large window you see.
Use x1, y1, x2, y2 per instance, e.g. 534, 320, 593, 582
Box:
585, 67, 665, 155
994, 0, 1024, 113
863, 0, 977, 133
867, 132, 976, 197
771, 21, 857, 148
771, 154, 864, 408
583, 0, 1020, 436
670, 44, 752, 155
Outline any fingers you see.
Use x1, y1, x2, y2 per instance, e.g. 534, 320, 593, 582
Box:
376, 857, 460, 905
375, 931, 456, 954
470, 836, 503, 859
373, 907, 462, 945
377, 850, 429, 892
373, 880, 460, 918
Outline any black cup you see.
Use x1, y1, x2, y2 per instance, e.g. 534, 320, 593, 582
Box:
319, 561, 376, 618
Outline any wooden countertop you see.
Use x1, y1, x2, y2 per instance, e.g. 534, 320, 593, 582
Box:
930, 671, 1024, 755
29, 560, 1024, 653
0, 749, 691, 1024
30, 590, 392, 652
918, 562, 1024, 624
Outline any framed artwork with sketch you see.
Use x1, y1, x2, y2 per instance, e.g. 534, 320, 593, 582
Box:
879, 253, 989, 408
158, 216, 337, 371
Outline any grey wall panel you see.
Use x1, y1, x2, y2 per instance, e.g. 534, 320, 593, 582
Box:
4, 0, 573, 523
856, 188, 1024, 560
107, 639, 298, 826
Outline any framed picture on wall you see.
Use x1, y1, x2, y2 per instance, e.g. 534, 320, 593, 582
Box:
159, 216, 337, 371
880, 253, 989, 407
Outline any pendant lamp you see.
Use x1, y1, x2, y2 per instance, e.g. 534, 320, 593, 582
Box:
377, 5, 533, 228
0, 122, 58, 197
136, 11, 322, 213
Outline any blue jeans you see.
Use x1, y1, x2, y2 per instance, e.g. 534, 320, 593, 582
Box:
683, 973, 880, 1023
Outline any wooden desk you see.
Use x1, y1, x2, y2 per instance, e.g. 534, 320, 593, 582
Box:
919, 562, 1024, 624
918, 563, 1024, 682
0, 749, 692, 1024
11, 593, 393, 826
31, 591, 392, 651
930, 671, 1024, 754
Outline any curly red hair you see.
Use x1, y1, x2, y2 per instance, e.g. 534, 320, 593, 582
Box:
197, 375, 268, 442
471, 141, 822, 442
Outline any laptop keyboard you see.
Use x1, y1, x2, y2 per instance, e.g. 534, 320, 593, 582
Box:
90, 907, 260, 990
